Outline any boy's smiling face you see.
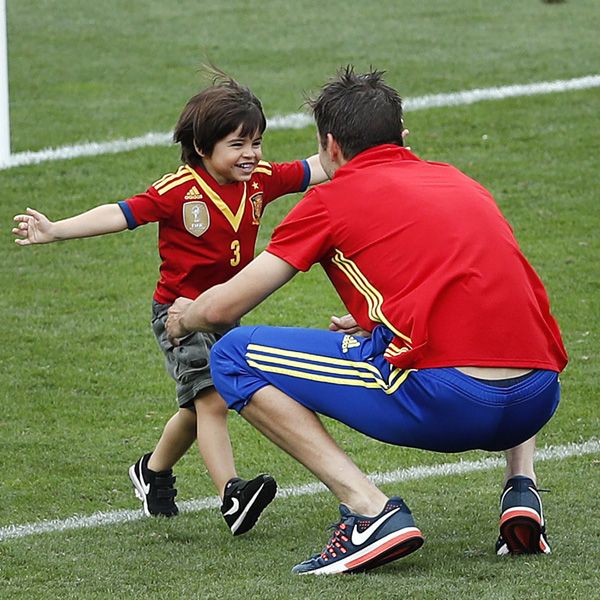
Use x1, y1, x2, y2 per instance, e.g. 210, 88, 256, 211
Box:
201, 126, 263, 185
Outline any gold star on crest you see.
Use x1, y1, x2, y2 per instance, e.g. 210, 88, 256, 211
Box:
252, 182, 260, 190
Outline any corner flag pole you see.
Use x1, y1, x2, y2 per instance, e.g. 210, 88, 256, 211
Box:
0, 0, 10, 164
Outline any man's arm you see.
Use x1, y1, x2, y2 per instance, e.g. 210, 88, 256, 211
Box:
166, 251, 298, 339
12, 204, 128, 245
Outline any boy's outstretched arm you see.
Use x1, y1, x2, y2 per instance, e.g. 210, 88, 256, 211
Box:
12, 204, 128, 245
305, 154, 328, 185
303, 129, 409, 187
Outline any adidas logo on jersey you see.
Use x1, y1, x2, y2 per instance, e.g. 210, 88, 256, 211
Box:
341, 335, 361, 354
184, 186, 203, 200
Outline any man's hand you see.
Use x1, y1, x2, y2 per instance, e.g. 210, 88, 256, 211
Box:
166, 297, 194, 344
329, 314, 371, 338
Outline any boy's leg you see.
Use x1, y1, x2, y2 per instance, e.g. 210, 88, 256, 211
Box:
194, 386, 277, 536
128, 408, 196, 517
193, 387, 236, 495
148, 407, 197, 471
131, 302, 205, 516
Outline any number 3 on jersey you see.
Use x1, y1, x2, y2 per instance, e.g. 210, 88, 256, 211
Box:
230, 239, 241, 266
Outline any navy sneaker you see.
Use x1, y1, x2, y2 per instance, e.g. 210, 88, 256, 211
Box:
496, 476, 551, 555
220, 474, 277, 536
292, 496, 424, 575
128, 453, 178, 517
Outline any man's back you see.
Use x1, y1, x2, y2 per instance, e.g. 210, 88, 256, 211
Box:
268, 144, 567, 371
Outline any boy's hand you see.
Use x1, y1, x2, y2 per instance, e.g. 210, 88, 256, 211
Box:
12, 208, 55, 245
329, 314, 371, 338
402, 128, 411, 150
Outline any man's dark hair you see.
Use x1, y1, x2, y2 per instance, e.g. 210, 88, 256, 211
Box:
307, 66, 404, 159
173, 67, 266, 166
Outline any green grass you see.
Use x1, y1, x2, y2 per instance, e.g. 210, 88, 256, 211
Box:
1, 0, 599, 597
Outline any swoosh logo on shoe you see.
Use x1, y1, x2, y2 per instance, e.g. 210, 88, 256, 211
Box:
350, 507, 401, 546
139, 466, 150, 495
223, 497, 240, 517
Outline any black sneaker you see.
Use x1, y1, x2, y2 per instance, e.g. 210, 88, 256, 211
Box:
496, 476, 551, 555
292, 496, 424, 575
128, 453, 179, 517
220, 474, 277, 535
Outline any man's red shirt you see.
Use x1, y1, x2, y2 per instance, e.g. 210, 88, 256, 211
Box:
267, 145, 567, 371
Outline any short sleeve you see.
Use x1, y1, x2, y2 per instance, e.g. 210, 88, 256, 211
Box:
266, 190, 332, 272
119, 187, 175, 228
259, 160, 310, 204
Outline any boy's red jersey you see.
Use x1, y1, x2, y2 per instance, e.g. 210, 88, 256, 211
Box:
119, 160, 309, 303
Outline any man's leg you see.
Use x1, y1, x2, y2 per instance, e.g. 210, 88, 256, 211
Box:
211, 325, 427, 573
241, 384, 388, 516
241, 383, 424, 574
504, 435, 536, 484
498, 435, 551, 555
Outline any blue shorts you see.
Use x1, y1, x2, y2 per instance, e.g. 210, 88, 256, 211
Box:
210, 325, 560, 452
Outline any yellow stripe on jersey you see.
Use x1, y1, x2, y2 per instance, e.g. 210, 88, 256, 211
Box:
156, 175, 195, 195
331, 249, 412, 344
257, 160, 272, 170
153, 166, 195, 195
245, 343, 414, 394
152, 166, 187, 188
185, 166, 247, 232
252, 160, 273, 176
384, 344, 412, 367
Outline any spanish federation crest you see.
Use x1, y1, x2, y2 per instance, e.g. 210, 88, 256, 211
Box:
183, 201, 210, 237
250, 192, 264, 225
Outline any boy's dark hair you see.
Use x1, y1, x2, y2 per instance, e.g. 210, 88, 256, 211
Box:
174, 67, 266, 166
307, 66, 404, 160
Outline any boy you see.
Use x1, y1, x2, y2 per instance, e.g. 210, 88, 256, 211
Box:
13, 70, 326, 535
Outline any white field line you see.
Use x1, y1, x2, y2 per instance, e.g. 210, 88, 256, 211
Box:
1, 74, 598, 170
1, 438, 598, 543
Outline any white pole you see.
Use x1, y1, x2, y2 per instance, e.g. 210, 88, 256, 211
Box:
0, 0, 10, 164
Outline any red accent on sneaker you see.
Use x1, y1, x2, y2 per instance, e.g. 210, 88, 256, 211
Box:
346, 528, 423, 570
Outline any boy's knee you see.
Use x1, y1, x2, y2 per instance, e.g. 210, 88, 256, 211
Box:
193, 388, 228, 417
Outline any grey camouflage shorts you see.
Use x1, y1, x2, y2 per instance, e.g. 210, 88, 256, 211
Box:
151, 301, 224, 408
